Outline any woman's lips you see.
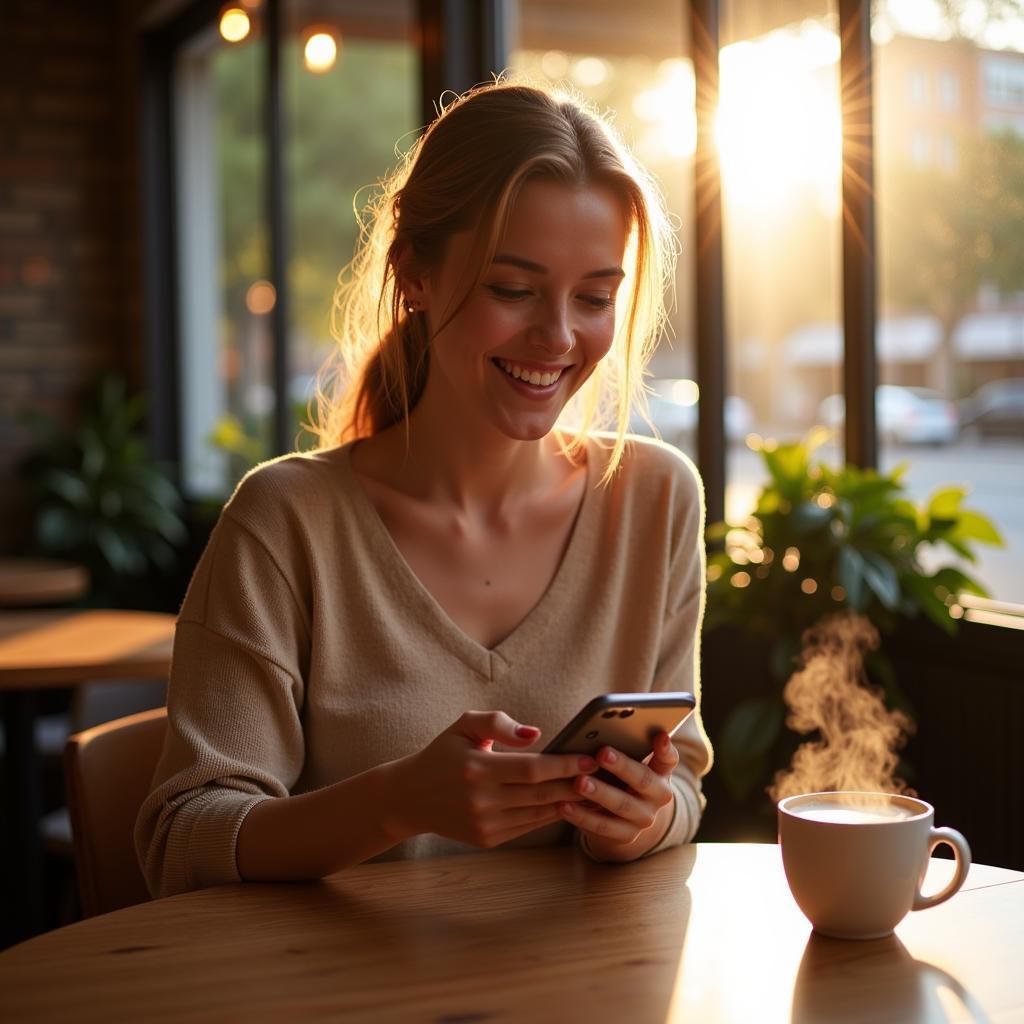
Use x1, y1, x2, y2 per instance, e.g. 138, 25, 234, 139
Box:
491, 358, 570, 400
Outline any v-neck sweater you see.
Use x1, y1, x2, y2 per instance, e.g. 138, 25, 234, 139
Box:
136, 433, 713, 898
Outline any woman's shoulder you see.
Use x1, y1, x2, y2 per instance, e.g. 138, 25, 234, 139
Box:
220, 445, 355, 534
586, 431, 703, 505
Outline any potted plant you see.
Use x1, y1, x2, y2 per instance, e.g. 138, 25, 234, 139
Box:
18, 374, 188, 609
701, 428, 1003, 823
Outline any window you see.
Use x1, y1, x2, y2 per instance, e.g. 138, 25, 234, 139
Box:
909, 128, 931, 165
170, 0, 417, 499
984, 54, 1024, 106
908, 68, 928, 107
939, 69, 960, 111
283, 1, 418, 448
174, 26, 271, 497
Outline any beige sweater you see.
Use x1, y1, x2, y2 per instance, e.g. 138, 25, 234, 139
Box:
135, 433, 714, 897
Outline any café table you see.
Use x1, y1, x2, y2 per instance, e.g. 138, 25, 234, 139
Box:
0, 608, 175, 946
0, 558, 89, 607
0, 842, 1020, 1022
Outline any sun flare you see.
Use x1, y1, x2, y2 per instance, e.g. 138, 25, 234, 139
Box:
716, 21, 842, 216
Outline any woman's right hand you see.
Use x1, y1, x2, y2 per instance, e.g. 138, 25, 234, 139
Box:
391, 710, 599, 849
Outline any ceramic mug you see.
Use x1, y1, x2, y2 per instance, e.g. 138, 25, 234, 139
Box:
778, 791, 971, 940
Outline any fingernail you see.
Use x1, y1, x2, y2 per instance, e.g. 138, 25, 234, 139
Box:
580, 777, 595, 794
602, 747, 617, 764
579, 756, 598, 772
515, 725, 540, 738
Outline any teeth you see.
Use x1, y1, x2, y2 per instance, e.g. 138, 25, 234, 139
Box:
497, 359, 564, 387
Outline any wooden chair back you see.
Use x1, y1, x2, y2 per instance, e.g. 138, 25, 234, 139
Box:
64, 706, 167, 917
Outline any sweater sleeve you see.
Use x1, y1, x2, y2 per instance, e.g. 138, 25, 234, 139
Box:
134, 493, 311, 898
579, 446, 713, 862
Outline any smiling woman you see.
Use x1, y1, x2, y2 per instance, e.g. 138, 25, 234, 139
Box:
135, 80, 713, 898
317, 80, 675, 480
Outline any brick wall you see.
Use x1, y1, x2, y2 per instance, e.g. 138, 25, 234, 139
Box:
0, 0, 151, 552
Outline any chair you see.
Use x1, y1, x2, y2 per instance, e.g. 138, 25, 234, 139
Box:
63, 706, 167, 917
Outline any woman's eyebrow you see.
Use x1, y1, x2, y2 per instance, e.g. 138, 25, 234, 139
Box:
492, 252, 625, 280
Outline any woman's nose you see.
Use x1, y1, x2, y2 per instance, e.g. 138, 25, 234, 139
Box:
529, 303, 575, 356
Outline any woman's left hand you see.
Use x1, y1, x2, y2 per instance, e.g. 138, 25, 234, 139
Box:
559, 730, 678, 861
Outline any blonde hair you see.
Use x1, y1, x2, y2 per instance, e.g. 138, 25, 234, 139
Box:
308, 79, 676, 482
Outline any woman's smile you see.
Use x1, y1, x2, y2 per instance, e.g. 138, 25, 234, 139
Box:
493, 357, 571, 388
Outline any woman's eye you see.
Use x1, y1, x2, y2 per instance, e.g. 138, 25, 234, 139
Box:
486, 285, 531, 300
580, 294, 615, 310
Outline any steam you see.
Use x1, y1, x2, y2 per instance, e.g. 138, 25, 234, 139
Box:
769, 611, 916, 802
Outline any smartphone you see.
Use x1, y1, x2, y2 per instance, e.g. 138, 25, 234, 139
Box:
542, 692, 696, 789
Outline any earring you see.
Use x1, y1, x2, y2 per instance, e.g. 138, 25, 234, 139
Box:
405, 299, 417, 314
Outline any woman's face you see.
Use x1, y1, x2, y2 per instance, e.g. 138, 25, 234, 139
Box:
414, 179, 630, 442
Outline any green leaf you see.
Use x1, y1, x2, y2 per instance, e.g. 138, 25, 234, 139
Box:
718, 697, 785, 799
860, 551, 901, 609
81, 426, 106, 480
788, 501, 833, 535
929, 566, 989, 599
721, 697, 785, 760
903, 572, 958, 634
95, 524, 146, 575
763, 444, 808, 500
950, 510, 1004, 547
928, 486, 968, 519
756, 489, 782, 515
36, 505, 83, 551
705, 521, 729, 543
802, 425, 832, 455
40, 468, 91, 509
838, 546, 868, 610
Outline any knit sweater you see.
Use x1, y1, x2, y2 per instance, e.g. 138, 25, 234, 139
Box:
135, 433, 714, 898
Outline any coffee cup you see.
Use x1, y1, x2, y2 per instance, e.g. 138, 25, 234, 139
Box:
777, 791, 971, 940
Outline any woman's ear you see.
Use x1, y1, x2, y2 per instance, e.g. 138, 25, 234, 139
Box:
394, 245, 430, 312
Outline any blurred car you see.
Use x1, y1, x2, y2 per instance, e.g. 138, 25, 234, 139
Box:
959, 378, 1024, 438
629, 379, 754, 446
817, 385, 958, 445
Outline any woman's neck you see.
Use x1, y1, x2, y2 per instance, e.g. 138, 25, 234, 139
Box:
360, 410, 573, 526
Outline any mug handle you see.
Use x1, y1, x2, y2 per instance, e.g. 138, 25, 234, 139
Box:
912, 827, 972, 911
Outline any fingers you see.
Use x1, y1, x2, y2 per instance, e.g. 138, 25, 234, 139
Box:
647, 731, 680, 775
499, 778, 586, 811
560, 734, 678, 833
488, 751, 600, 785
559, 799, 646, 844
595, 733, 678, 794
568, 773, 659, 831
454, 710, 541, 751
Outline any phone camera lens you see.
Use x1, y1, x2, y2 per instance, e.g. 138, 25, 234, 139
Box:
585, 730, 599, 740
620, 709, 634, 719
601, 710, 617, 719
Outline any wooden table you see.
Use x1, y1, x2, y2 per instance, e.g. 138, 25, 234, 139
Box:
0, 558, 89, 607
1, 843, 1020, 1022
0, 609, 175, 946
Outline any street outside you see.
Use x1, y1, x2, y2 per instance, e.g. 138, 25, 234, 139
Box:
722, 437, 1024, 606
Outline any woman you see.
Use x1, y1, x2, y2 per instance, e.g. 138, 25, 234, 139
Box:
136, 81, 713, 898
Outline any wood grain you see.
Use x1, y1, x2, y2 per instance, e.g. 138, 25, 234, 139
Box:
0, 610, 174, 688
0, 843, 1020, 1022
